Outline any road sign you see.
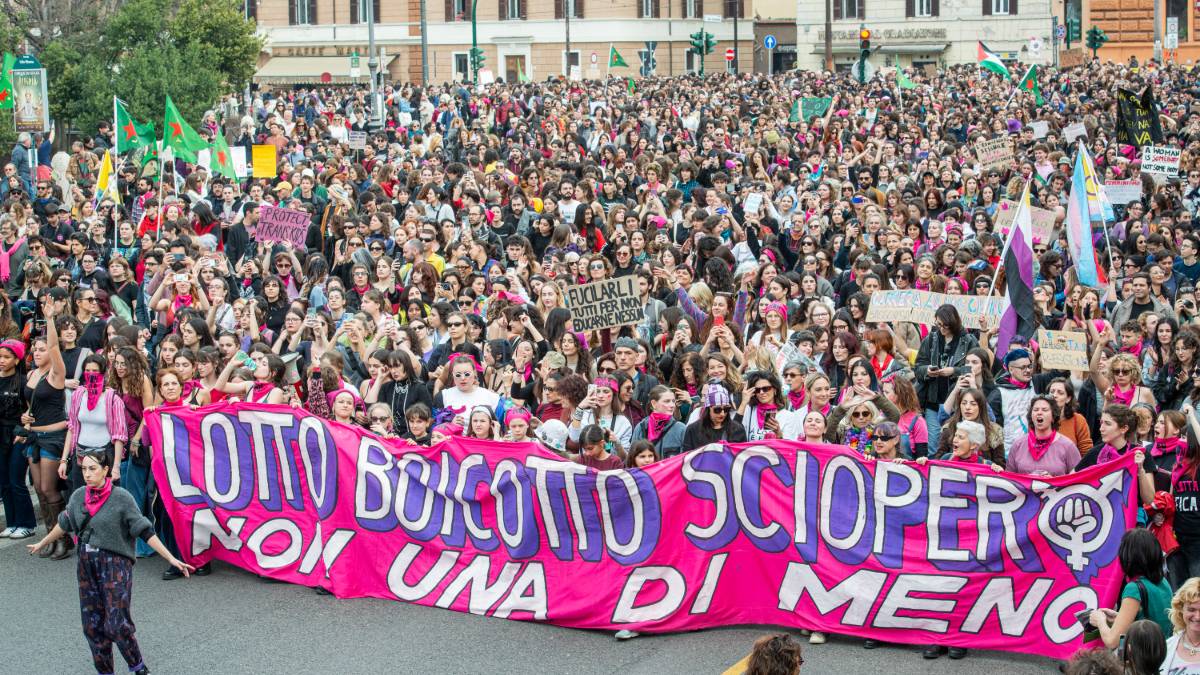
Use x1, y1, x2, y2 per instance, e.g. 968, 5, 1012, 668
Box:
703, 13, 721, 21
1167, 17, 1179, 49
725, 48, 735, 61
590, 52, 598, 64
764, 35, 777, 49
1056, 24, 1066, 39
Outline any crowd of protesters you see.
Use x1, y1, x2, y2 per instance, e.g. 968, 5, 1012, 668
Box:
7, 54, 1200, 671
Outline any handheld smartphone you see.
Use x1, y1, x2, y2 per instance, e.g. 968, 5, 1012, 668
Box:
173, 253, 184, 262
714, 315, 725, 327
587, 384, 599, 398
173, 273, 189, 283
307, 307, 318, 318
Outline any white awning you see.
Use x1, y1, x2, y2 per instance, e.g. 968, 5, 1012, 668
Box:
254, 55, 396, 84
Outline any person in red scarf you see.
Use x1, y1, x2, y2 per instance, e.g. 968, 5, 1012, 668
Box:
27, 450, 194, 675
1005, 396, 1081, 476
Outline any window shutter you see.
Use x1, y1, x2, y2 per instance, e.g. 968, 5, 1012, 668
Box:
654, 0, 660, 16
374, 0, 380, 19
308, 0, 317, 22
500, 0, 507, 19
856, 0, 864, 18
1009, 0, 1016, 14
555, 0, 563, 18
904, 0, 913, 16
289, 0, 296, 23
575, 0, 583, 18
446, 0, 454, 20
833, 0, 842, 20
351, 0, 359, 23
982, 0, 990, 15
696, 0, 703, 16
931, 0, 938, 15
638, 0, 644, 17
519, 0, 527, 18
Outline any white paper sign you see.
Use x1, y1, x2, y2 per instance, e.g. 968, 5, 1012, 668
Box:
1030, 121, 1049, 139
197, 148, 212, 171
347, 131, 368, 150
1104, 179, 1142, 206
1142, 145, 1182, 178
743, 192, 764, 214
1064, 122, 1088, 143
229, 146, 248, 178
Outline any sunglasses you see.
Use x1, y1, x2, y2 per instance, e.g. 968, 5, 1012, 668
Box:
447, 321, 465, 327
590, 263, 606, 270
598, 366, 615, 374
370, 416, 390, 424
1111, 368, 1132, 375
420, 237, 434, 243
753, 385, 774, 394
852, 410, 873, 419
710, 406, 731, 414
370, 246, 383, 252
875, 434, 897, 442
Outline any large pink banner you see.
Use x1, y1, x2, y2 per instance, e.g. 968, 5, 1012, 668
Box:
146, 403, 1137, 659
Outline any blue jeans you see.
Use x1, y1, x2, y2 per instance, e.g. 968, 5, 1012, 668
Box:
0, 425, 35, 529
120, 458, 155, 557
924, 408, 942, 459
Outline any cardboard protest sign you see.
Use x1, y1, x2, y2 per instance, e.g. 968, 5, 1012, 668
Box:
148, 403, 1138, 660
252, 144, 277, 178
1030, 121, 1049, 139
256, 203, 310, 248
1059, 48, 1085, 68
347, 131, 368, 150
994, 199, 1057, 243
975, 137, 1014, 170
1038, 329, 1089, 370
1063, 123, 1088, 144
866, 290, 1008, 329
564, 276, 642, 332
1141, 146, 1181, 178
1104, 179, 1142, 206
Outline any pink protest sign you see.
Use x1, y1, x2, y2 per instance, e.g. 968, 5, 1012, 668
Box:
147, 403, 1137, 659
256, 203, 309, 247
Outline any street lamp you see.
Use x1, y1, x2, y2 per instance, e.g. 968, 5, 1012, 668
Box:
366, 0, 380, 128
470, 0, 484, 83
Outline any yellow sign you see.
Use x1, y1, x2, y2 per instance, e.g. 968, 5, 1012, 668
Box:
252, 144, 277, 178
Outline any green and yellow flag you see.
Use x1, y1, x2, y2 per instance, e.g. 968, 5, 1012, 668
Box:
609, 46, 628, 68
163, 95, 208, 164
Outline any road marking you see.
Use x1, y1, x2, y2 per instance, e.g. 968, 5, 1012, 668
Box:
721, 654, 749, 675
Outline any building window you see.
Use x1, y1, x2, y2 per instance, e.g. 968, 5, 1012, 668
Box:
507, 0, 521, 18
685, 0, 698, 17
351, 0, 381, 23
722, 0, 743, 18
453, 0, 467, 20
685, 50, 699, 74
916, 0, 931, 15
290, 0, 316, 24
567, 0, 580, 17
642, 0, 654, 16
991, 0, 1008, 14
243, 0, 257, 20
563, 50, 580, 75
453, 53, 470, 81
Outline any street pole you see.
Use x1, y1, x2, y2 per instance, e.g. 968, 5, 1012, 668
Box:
471, 0, 481, 83
420, 0, 429, 84
366, 0, 380, 127
668, 0, 673, 76
1051, 15, 1059, 70
565, 0, 572, 77
732, 0, 738, 72
823, 0, 832, 71
1153, 0, 1163, 61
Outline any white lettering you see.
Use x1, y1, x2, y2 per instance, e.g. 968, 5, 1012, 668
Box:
246, 517, 304, 569
927, 465, 971, 562
732, 446, 783, 540
777, 562, 885, 626
613, 566, 687, 623
874, 574, 967, 632
819, 456, 867, 551
683, 446, 730, 541
962, 577, 1053, 635
387, 542, 460, 601
596, 469, 646, 559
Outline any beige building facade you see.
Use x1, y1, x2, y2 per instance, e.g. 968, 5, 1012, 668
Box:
251, 0, 755, 85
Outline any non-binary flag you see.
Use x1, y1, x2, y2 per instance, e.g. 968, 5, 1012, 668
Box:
995, 181, 1039, 359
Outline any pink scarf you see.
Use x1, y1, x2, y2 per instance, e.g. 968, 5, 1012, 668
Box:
85, 478, 113, 516
0, 237, 26, 283
755, 403, 778, 430
1096, 443, 1129, 465
83, 372, 105, 411
647, 412, 673, 442
1153, 436, 1186, 458
1026, 429, 1056, 462
251, 381, 275, 402
787, 388, 806, 411
1110, 384, 1135, 406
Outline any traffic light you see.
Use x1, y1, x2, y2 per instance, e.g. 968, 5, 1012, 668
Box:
469, 46, 485, 79
1085, 26, 1108, 57
704, 31, 717, 55
857, 27, 871, 83
690, 31, 705, 54
1066, 17, 1081, 47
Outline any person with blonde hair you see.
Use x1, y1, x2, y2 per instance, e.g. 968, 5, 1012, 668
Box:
1094, 351, 1157, 409
1164, 577, 1200, 672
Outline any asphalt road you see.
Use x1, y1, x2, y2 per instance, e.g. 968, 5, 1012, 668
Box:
0, 533, 1060, 675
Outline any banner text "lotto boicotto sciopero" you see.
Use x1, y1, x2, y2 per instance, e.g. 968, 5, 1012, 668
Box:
146, 404, 1136, 659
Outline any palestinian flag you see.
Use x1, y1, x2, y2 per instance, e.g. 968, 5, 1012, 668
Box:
114, 98, 155, 154
1015, 65, 1044, 105
977, 42, 1010, 80
163, 95, 208, 164
209, 132, 238, 180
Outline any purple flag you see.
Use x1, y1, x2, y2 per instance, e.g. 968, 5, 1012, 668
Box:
996, 182, 1038, 359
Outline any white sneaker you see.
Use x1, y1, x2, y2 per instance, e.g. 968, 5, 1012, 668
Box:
8, 527, 36, 539
614, 630, 640, 640
0, 527, 15, 538
809, 632, 827, 644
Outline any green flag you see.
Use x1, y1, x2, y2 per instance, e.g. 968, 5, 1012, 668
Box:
897, 70, 917, 90
163, 95, 208, 164
209, 133, 238, 180
516, 60, 530, 83
1016, 64, 1044, 106
627, 77, 636, 95
1, 52, 13, 79
609, 46, 628, 68
114, 98, 156, 154
0, 72, 11, 111
789, 100, 800, 123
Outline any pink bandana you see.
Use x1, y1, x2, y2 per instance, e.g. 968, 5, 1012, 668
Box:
85, 478, 113, 516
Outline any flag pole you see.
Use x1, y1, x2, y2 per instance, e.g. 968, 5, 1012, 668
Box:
984, 178, 1033, 323
154, 143, 166, 242
1080, 140, 1117, 282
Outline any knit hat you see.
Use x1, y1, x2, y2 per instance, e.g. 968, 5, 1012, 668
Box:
614, 337, 640, 352
703, 381, 732, 408
0, 339, 25, 361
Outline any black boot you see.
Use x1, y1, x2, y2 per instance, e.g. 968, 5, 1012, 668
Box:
50, 536, 73, 560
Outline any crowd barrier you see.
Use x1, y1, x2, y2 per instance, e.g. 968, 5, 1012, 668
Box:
146, 403, 1137, 659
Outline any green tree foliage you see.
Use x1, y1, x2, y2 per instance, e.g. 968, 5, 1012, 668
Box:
30, 0, 261, 138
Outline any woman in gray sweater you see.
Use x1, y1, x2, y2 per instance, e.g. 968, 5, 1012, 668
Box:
27, 449, 193, 675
